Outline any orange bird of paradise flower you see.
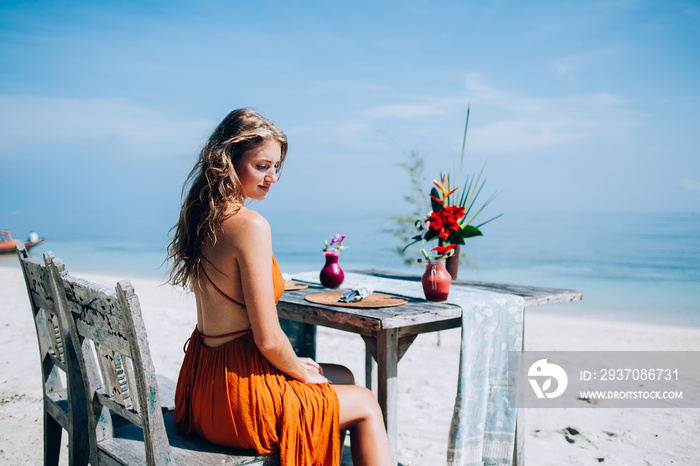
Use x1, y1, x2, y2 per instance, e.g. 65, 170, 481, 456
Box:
429, 173, 459, 207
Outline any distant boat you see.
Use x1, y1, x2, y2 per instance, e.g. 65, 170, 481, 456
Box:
0, 230, 46, 254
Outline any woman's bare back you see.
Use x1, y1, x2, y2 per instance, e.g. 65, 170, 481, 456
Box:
195, 208, 261, 347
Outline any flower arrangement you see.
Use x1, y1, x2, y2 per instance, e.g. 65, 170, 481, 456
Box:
323, 234, 348, 253
402, 107, 502, 261
405, 170, 501, 261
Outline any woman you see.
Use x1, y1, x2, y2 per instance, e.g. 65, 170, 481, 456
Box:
167, 108, 391, 466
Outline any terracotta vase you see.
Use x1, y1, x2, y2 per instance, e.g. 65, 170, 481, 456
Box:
421, 258, 452, 302
445, 244, 461, 280
319, 250, 344, 288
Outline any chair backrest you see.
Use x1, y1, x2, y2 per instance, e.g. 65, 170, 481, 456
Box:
46, 255, 172, 465
16, 245, 89, 463
17, 245, 69, 389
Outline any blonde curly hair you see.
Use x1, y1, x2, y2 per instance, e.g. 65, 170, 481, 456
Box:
167, 108, 288, 289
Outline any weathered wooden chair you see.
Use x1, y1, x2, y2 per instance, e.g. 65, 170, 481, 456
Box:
16, 244, 90, 466
45, 254, 279, 465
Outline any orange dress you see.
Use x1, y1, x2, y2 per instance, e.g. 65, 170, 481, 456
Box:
174, 256, 340, 466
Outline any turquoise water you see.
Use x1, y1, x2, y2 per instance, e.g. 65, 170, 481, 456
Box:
3, 210, 699, 327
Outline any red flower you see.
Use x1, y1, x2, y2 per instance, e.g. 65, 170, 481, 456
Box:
431, 244, 456, 255
426, 205, 466, 240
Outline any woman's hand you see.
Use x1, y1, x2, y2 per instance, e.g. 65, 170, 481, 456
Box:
299, 357, 323, 374
299, 357, 328, 384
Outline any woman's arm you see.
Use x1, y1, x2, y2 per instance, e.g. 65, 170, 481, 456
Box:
229, 211, 327, 384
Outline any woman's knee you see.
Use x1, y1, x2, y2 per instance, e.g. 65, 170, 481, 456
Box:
353, 386, 383, 420
335, 385, 384, 428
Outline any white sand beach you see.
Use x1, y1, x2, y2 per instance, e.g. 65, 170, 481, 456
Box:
1, 264, 699, 465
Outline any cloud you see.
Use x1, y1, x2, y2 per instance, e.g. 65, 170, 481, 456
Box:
307, 78, 393, 95
0, 95, 213, 157
362, 98, 466, 118
469, 119, 587, 154
550, 47, 623, 78
464, 72, 630, 113
462, 73, 640, 154
327, 73, 643, 157
680, 178, 700, 194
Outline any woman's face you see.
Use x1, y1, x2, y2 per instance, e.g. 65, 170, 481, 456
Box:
234, 140, 282, 201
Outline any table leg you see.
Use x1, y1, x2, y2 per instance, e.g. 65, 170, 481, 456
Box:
513, 408, 524, 465
377, 328, 399, 466
365, 347, 374, 390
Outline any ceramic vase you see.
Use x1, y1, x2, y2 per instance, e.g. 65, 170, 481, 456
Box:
421, 258, 451, 302
445, 244, 461, 279
320, 250, 344, 288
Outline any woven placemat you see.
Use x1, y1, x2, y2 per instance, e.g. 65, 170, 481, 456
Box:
284, 281, 309, 291
304, 292, 408, 309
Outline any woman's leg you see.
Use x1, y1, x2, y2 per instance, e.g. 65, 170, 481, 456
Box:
320, 363, 354, 457
331, 383, 392, 466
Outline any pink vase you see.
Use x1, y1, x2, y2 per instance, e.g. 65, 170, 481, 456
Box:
320, 250, 344, 288
421, 259, 451, 302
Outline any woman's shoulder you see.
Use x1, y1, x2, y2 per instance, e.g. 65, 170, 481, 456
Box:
226, 206, 269, 227
221, 207, 271, 243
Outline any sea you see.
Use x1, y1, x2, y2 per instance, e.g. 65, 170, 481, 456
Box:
3, 209, 699, 327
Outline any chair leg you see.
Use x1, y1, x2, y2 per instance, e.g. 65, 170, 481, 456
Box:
68, 417, 90, 466
44, 409, 62, 466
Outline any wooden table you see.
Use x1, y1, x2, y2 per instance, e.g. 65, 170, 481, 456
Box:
277, 271, 582, 465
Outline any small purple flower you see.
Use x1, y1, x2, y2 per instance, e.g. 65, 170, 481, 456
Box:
323, 234, 348, 252
329, 234, 346, 247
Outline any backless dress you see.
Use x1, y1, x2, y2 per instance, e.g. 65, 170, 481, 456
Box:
174, 255, 340, 465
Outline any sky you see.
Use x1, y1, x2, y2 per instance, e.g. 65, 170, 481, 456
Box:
1, 0, 699, 242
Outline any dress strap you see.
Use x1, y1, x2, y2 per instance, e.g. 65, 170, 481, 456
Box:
199, 328, 251, 339
200, 264, 246, 307
183, 327, 252, 353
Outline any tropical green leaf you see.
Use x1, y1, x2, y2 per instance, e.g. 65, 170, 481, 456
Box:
458, 105, 470, 187
401, 235, 423, 252
450, 231, 466, 245
459, 174, 473, 209
461, 224, 483, 239
429, 187, 442, 212
476, 213, 503, 229
424, 228, 440, 242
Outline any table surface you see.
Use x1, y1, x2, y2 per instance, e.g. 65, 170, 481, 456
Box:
278, 282, 458, 335
278, 270, 583, 336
